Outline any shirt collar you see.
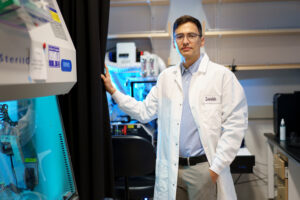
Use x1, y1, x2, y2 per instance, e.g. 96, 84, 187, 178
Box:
180, 53, 204, 75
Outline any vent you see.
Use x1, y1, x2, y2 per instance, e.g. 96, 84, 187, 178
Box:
59, 133, 75, 193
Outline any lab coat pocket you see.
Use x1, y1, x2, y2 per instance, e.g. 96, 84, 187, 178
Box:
201, 95, 222, 132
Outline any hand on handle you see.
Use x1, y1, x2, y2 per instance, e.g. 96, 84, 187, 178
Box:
101, 64, 116, 95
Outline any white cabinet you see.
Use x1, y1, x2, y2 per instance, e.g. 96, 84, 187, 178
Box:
266, 133, 300, 200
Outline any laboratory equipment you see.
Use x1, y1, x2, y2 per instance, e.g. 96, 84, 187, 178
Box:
0, 0, 78, 199
109, 77, 158, 145
105, 42, 166, 145
0, 96, 77, 200
128, 77, 157, 102
140, 54, 156, 77
116, 42, 136, 66
273, 92, 300, 145
105, 64, 142, 123
0, 0, 76, 101
105, 48, 165, 123
110, 123, 155, 145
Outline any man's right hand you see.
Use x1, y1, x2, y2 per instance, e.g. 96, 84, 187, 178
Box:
101, 64, 116, 95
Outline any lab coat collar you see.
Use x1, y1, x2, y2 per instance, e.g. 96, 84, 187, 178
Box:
173, 67, 182, 91
197, 53, 209, 74
180, 53, 203, 75
175, 53, 209, 76
172, 53, 209, 91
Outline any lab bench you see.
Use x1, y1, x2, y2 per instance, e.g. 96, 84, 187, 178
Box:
265, 133, 300, 200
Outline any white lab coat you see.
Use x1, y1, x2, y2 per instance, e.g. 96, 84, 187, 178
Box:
112, 53, 248, 200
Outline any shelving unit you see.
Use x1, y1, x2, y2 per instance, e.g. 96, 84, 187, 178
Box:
202, 0, 299, 4
108, 20, 171, 39
108, 31, 170, 39
109, 0, 170, 39
108, 0, 171, 64
226, 63, 300, 71
108, 0, 300, 71
110, 0, 169, 7
202, 0, 300, 71
108, 28, 300, 40
205, 28, 300, 37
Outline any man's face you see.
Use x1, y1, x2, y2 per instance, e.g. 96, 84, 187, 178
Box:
173, 22, 204, 61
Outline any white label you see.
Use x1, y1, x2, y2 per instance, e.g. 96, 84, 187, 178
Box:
29, 44, 47, 80
204, 95, 221, 104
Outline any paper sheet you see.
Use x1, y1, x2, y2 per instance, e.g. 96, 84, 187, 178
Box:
29, 44, 47, 80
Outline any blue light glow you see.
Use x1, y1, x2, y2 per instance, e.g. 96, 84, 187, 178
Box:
0, 96, 75, 199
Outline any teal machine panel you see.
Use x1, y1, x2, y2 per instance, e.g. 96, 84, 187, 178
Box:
0, 96, 77, 200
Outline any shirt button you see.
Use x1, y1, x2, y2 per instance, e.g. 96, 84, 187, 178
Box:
176, 143, 178, 146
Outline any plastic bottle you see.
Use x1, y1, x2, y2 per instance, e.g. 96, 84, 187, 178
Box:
280, 119, 286, 141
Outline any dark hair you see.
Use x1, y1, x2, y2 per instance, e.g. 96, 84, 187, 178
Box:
173, 15, 202, 37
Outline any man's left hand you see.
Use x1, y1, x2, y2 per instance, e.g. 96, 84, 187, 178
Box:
209, 169, 219, 184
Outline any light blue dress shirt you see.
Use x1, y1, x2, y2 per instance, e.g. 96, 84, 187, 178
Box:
179, 54, 205, 157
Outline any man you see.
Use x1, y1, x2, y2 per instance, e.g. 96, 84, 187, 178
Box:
101, 15, 248, 200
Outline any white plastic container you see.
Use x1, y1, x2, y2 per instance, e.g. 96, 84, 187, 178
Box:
280, 119, 286, 141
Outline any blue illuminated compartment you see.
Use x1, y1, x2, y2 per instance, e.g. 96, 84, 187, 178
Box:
106, 65, 142, 122
0, 96, 76, 200
106, 65, 157, 123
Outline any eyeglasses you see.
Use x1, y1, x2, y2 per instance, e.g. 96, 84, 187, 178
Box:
175, 33, 201, 42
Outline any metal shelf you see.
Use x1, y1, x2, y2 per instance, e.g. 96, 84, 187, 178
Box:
205, 28, 300, 37
202, 0, 299, 4
110, 0, 169, 7
108, 22, 171, 39
226, 63, 300, 71
108, 31, 170, 39
108, 28, 300, 39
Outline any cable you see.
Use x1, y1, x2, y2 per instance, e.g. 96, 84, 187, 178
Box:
253, 168, 267, 178
252, 172, 267, 184
234, 174, 242, 184
234, 172, 267, 185
9, 155, 18, 188
235, 178, 265, 185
